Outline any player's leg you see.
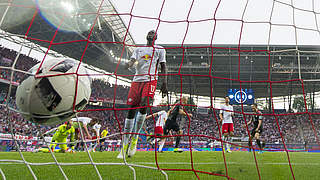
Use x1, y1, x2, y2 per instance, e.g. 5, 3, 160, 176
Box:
155, 126, 165, 152
255, 132, 264, 153
57, 142, 68, 153
222, 133, 229, 152
248, 130, 255, 152
131, 80, 156, 140
118, 108, 136, 158
221, 123, 228, 152
158, 136, 166, 152
49, 140, 57, 152
226, 124, 234, 152
129, 91, 155, 157
175, 128, 183, 149
74, 130, 81, 151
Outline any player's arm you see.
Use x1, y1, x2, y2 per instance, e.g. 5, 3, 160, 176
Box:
126, 58, 136, 69
231, 107, 235, 117
83, 124, 92, 139
159, 62, 168, 97
179, 108, 192, 117
145, 112, 158, 120
43, 127, 58, 136
256, 114, 263, 131
95, 128, 100, 144
219, 112, 223, 124
245, 116, 253, 127
53, 125, 64, 139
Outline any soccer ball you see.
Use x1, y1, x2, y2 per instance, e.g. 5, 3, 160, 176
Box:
16, 59, 91, 125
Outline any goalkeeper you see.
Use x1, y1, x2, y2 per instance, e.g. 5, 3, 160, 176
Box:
40, 120, 75, 153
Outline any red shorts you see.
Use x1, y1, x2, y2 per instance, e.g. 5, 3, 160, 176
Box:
127, 80, 157, 106
154, 126, 163, 135
222, 123, 234, 133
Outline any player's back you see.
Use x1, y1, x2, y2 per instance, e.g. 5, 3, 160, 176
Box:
156, 110, 167, 127
72, 117, 92, 128
167, 104, 180, 122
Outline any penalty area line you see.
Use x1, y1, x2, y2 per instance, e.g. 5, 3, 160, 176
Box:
1, 162, 320, 166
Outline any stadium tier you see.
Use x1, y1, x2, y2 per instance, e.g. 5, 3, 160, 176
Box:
1, 0, 320, 179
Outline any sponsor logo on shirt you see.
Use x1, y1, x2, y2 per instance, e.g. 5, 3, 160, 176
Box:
141, 54, 151, 61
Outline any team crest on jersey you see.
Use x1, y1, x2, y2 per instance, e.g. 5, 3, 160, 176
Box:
141, 54, 152, 61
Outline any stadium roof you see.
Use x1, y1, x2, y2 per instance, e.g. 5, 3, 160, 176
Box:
0, 0, 134, 73
163, 44, 320, 98
1, 0, 320, 99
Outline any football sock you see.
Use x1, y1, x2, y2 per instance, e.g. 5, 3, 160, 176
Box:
175, 136, 181, 148
257, 139, 262, 149
227, 137, 231, 150
132, 112, 146, 139
123, 118, 134, 146
159, 138, 166, 151
248, 139, 252, 151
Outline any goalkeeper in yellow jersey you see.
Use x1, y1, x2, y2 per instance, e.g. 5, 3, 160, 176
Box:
40, 120, 75, 153
101, 129, 108, 138
98, 128, 108, 152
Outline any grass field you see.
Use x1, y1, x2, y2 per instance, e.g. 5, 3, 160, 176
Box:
1, 151, 320, 179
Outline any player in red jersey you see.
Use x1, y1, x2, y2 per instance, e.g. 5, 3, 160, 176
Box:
117, 30, 167, 158
146, 110, 168, 152
219, 96, 234, 153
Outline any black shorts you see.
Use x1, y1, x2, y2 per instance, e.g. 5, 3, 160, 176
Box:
251, 127, 263, 137
163, 120, 180, 135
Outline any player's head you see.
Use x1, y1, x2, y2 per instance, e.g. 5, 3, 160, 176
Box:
65, 119, 72, 129
225, 96, 230, 104
181, 96, 188, 104
147, 30, 157, 42
251, 104, 258, 111
89, 117, 98, 126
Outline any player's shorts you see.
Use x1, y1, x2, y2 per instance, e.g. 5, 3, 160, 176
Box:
251, 127, 263, 137
127, 80, 157, 106
222, 123, 234, 133
154, 126, 164, 135
163, 120, 180, 135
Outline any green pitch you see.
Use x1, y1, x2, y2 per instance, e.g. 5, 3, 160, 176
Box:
1, 151, 320, 179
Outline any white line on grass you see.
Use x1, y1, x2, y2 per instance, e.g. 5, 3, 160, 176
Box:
1, 160, 320, 166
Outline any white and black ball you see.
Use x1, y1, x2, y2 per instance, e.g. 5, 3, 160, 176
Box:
16, 59, 91, 125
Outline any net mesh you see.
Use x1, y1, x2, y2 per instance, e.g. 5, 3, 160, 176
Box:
0, 0, 320, 179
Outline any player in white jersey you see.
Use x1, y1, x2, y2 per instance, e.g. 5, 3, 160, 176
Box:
89, 123, 101, 152
72, 117, 97, 151
118, 30, 167, 159
145, 110, 168, 152
219, 96, 234, 153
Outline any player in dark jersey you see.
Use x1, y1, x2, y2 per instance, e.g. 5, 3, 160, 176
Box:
245, 104, 265, 153
163, 96, 192, 152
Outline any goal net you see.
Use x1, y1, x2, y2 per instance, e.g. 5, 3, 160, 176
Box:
0, 0, 320, 179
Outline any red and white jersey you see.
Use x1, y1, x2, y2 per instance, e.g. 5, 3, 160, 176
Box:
131, 45, 166, 82
220, 104, 234, 124
156, 110, 167, 127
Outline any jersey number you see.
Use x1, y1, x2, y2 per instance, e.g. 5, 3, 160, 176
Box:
150, 85, 156, 94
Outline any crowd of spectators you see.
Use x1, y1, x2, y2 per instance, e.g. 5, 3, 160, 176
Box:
0, 46, 38, 83
91, 79, 129, 103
